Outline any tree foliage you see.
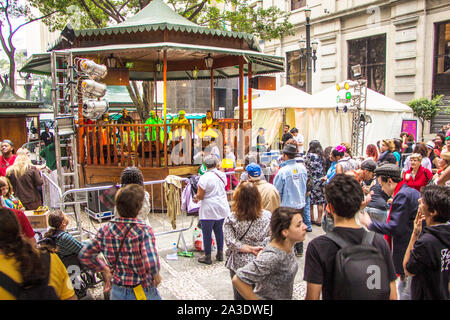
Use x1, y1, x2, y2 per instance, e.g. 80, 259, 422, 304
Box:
408, 95, 443, 141
0, 0, 58, 90
28, 0, 294, 120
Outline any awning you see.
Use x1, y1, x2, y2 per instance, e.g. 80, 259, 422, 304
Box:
20, 42, 285, 81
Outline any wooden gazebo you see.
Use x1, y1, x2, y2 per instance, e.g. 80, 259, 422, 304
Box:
21, 0, 285, 185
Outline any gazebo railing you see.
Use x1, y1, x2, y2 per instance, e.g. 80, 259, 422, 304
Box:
77, 119, 251, 167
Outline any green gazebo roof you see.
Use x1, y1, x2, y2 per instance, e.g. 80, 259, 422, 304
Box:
68, 0, 259, 51
0, 85, 50, 115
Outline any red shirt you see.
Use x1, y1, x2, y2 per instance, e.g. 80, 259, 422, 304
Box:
0, 154, 16, 176
11, 209, 35, 239
403, 165, 433, 192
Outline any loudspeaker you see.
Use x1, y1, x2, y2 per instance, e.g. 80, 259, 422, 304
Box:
86, 182, 116, 213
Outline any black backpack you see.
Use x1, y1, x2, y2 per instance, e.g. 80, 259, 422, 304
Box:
0, 252, 59, 300
326, 230, 391, 300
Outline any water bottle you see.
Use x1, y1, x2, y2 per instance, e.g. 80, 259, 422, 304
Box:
166, 242, 178, 260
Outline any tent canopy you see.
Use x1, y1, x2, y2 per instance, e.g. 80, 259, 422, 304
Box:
250, 85, 315, 109
311, 84, 413, 113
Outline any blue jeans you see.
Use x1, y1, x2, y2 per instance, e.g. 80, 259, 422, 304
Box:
110, 284, 161, 300
364, 207, 388, 223
397, 275, 412, 300
303, 196, 312, 231
200, 219, 224, 255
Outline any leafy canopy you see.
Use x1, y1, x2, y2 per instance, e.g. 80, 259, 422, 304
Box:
28, 0, 294, 41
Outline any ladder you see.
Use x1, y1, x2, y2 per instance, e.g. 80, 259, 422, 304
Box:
50, 50, 83, 239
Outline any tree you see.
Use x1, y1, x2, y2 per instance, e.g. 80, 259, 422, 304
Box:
407, 95, 443, 142
29, 0, 295, 120
0, 0, 58, 91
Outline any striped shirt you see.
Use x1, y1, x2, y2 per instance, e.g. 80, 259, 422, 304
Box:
54, 231, 83, 257
79, 217, 160, 288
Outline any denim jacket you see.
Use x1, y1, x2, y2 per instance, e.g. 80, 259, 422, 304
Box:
273, 159, 307, 209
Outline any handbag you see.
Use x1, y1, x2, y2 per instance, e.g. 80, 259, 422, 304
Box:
103, 224, 132, 300
225, 219, 255, 266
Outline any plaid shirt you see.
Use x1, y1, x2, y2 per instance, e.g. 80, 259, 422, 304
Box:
79, 217, 160, 288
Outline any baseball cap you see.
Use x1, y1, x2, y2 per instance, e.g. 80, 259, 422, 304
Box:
246, 162, 262, 178
425, 140, 435, 149
179, 110, 186, 115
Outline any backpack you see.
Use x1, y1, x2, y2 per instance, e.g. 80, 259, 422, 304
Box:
0, 252, 59, 300
326, 230, 391, 300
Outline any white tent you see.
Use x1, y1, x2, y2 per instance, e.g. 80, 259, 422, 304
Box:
235, 83, 415, 152
234, 85, 315, 146
308, 85, 415, 149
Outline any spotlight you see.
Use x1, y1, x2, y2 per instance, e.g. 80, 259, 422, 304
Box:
80, 59, 107, 79
83, 99, 109, 120
81, 79, 107, 98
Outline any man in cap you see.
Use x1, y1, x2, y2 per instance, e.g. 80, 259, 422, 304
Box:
345, 158, 377, 185
145, 110, 164, 143
0, 140, 16, 176
359, 163, 420, 300
273, 143, 308, 256
246, 163, 280, 213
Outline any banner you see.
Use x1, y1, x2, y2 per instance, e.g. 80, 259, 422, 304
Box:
401, 119, 417, 141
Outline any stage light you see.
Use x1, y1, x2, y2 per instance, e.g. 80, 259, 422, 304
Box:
83, 99, 109, 120
346, 91, 352, 100
80, 59, 107, 79
81, 79, 107, 98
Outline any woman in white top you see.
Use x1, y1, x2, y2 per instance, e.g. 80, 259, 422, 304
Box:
194, 155, 230, 265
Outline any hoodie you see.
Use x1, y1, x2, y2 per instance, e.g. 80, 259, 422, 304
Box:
406, 224, 450, 300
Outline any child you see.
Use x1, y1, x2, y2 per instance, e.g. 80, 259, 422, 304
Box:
79, 184, 162, 300
0, 176, 24, 211
41, 210, 84, 268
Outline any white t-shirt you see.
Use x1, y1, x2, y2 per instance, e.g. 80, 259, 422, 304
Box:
294, 134, 304, 154
198, 169, 230, 220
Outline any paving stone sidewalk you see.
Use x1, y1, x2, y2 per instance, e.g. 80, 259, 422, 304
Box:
73, 210, 325, 300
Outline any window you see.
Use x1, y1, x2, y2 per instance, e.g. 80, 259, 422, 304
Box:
347, 34, 386, 94
286, 50, 307, 91
291, 0, 306, 11
431, 21, 450, 133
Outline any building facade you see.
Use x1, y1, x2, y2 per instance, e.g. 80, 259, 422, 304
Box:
262, 0, 450, 134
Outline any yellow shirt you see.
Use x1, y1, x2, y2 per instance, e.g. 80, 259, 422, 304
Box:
0, 253, 75, 300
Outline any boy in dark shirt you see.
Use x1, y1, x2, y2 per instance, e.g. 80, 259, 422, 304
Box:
403, 185, 450, 300
304, 174, 397, 300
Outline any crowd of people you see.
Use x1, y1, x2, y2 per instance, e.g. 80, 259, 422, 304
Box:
0, 122, 449, 301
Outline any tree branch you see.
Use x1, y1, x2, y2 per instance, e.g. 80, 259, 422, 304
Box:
79, 0, 104, 28
10, 10, 59, 39
90, 0, 121, 23
185, 0, 208, 21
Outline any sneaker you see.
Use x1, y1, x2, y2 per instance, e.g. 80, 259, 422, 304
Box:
306, 228, 313, 232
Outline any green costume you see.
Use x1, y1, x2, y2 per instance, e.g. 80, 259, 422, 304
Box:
145, 114, 164, 143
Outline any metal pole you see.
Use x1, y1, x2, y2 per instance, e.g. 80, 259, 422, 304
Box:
306, 17, 312, 94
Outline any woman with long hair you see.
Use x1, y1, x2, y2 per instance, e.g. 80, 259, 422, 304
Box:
0, 208, 75, 299
306, 140, 326, 226
224, 182, 271, 300
5, 153, 43, 210
366, 144, 379, 162
232, 207, 307, 300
